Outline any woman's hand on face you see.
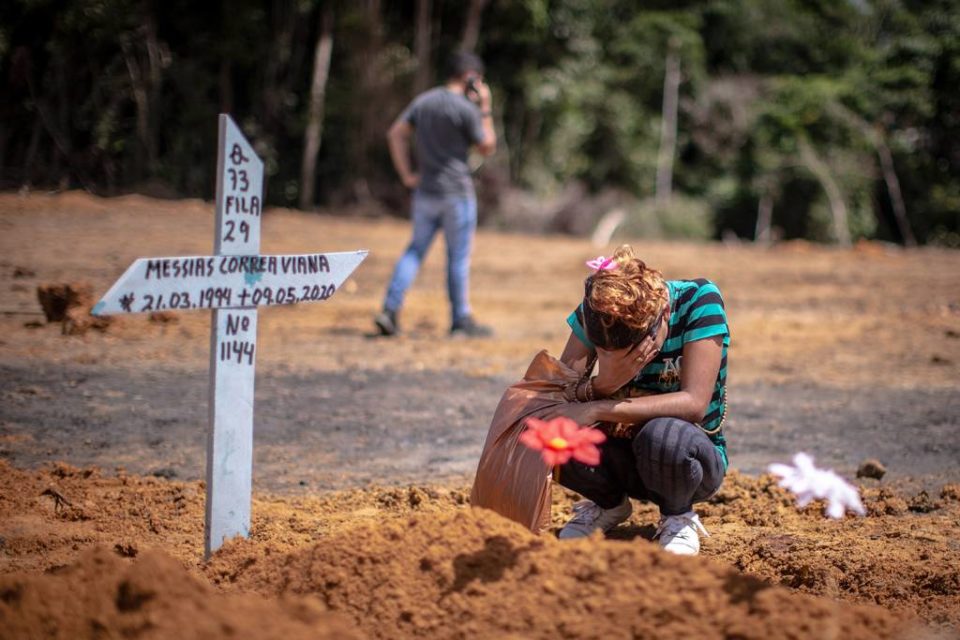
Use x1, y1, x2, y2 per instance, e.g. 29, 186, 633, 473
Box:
593, 337, 660, 397
540, 401, 599, 426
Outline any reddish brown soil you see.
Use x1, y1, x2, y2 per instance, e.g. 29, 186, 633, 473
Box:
1, 192, 960, 638
1, 544, 360, 639
1, 461, 958, 638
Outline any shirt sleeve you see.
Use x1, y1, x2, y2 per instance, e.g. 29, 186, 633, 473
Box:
566, 305, 595, 349
401, 98, 419, 127
464, 102, 484, 145
682, 280, 729, 345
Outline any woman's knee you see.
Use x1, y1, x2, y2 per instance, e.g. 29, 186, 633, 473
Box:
633, 418, 724, 481
632, 417, 701, 463
631, 417, 726, 509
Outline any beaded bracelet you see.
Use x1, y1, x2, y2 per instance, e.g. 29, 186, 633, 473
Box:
575, 380, 588, 402
572, 378, 597, 403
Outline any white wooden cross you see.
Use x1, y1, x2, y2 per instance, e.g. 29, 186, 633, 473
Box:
93, 114, 367, 556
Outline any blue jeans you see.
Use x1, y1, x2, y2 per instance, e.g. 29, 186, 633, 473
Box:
383, 192, 477, 325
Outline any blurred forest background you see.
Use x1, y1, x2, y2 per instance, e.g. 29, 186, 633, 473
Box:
2, 0, 958, 245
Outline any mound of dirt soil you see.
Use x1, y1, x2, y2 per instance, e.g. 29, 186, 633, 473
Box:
3, 460, 959, 638
0, 546, 360, 639
206, 508, 910, 640
696, 472, 960, 629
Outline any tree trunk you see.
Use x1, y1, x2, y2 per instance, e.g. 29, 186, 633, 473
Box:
54, 52, 72, 189
755, 190, 774, 245
591, 208, 627, 248
121, 37, 149, 181
655, 40, 680, 208
825, 103, 915, 247
31, 96, 93, 192
143, 8, 162, 174
299, 4, 334, 210
219, 58, 233, 114
798, 137, 852, 247
351, 0, 385, 201
0, 124, 9, 186
262, 0, 297, 130
219, 0, 233, 113
413, 0, 432, 94
119, 3, 165, 181
875, 134, 916, 247
460, 0, 489, 52
21, 116, 43, 188
22, 55, 89, 192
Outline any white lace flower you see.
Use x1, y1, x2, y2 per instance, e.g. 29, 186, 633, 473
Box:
768, 452, 866, 519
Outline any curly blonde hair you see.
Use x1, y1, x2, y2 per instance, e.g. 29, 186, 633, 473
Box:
582, 245, 668, 349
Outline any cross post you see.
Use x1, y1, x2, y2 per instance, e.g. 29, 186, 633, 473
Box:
92, 114, 367, 557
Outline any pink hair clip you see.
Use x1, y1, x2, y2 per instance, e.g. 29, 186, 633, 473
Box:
585, 256, 618, 272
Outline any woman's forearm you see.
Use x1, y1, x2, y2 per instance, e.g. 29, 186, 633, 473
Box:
591, 391, 707, 426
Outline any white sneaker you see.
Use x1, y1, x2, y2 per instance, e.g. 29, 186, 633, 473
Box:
655, 511, 709, 556
558, 498, 632, 539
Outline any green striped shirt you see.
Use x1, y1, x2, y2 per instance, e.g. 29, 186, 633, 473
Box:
567, 279, 730, 467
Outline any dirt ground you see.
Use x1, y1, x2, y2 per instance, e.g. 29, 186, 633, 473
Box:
1, 191, 959, 638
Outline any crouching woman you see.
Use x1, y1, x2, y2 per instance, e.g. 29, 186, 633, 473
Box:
544, 245, 730, 555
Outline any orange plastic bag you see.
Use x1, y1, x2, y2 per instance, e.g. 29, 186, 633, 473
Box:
469, 350, 583, 533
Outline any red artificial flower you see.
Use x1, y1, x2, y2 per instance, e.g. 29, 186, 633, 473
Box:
519, 416, 606, 467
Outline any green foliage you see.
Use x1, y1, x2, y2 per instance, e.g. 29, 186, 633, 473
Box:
1, 0, 958, 245
614, 195, 714, 242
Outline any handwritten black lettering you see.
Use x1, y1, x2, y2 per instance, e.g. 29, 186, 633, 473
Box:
145, 258, 216, 281
121, 280, 337, 315
216, 255, 277, 275
224, 195, 261, 217
198, 286, 232, 308
228, 168, 250, 192
145, 260, 163, 280
219, 339, 255, 366
280, 254, 331, 275
225, 313, 251, 335
229, 143, 249, 166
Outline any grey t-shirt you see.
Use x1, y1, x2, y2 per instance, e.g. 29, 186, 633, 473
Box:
401, 87, 484, 197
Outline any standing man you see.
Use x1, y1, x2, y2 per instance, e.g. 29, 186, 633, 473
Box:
374, 51, 497, 338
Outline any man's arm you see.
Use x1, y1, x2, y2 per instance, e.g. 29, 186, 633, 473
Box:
474, 81, 497, 156
386, 118, 419, 189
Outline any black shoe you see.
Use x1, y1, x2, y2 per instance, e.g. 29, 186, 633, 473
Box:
374, 309, 399, 336
450, 316, 493, 338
